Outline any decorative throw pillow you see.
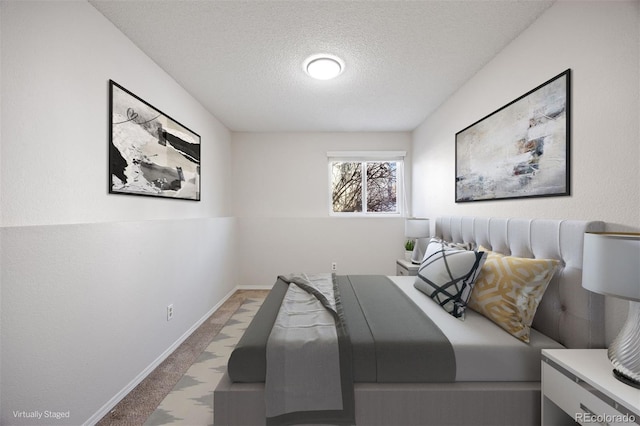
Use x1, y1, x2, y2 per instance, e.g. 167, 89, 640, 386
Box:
468, 246, 560, 343
428, 237, 476, 252
414, 239, 487, 319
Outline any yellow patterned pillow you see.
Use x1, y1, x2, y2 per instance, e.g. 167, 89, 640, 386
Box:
468, 246, 560, 343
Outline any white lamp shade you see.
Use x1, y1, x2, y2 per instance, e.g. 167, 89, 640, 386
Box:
582, 232, 640, 302
405, 218, 430, 239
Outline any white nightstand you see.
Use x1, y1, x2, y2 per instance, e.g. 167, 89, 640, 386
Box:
541, 349, 640, 425
396, 258, 419, 276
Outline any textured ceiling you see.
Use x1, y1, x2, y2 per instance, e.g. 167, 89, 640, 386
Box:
90, 0, 554, 132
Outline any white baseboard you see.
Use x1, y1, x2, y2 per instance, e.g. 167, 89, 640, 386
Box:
84, 286, 238, 426
237, 284, 273, 290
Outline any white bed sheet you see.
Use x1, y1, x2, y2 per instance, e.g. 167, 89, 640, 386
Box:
388, 275, 565, 381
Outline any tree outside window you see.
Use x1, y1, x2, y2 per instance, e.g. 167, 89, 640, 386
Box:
330, 160, 400, 214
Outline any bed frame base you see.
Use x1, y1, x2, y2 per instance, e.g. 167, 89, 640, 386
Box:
214, 373, 540, 425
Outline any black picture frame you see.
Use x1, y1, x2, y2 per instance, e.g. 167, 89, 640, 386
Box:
455, 69, 570, 203
109, 80, 201, 201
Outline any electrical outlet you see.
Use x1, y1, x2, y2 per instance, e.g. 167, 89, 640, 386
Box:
331, 262, 337, 271
167, 304, 174, 321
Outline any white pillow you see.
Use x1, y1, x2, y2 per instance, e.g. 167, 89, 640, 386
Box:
426, 237, 476, 253
414, 239, 487, 319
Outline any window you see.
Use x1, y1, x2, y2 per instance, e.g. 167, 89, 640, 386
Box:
328, 151, 405, 215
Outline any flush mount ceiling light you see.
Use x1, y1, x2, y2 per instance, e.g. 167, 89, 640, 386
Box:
304, 54, 344, 80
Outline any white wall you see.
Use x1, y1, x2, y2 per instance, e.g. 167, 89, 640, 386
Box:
0, 2, 235, 424
412, 0, 639, 232
232, 132, 411, 286
411, 0, 639, 344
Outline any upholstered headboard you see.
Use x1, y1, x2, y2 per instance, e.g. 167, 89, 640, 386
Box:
435, 216, 606, 349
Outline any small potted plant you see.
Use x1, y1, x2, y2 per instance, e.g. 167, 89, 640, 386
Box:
404, 239, 415, 261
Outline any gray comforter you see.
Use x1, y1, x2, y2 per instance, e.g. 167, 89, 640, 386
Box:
228, 275, 456, 424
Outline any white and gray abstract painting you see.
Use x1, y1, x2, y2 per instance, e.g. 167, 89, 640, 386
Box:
456, 70, 569, 202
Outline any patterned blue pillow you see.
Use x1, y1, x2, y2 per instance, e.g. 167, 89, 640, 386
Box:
414, 239, 487, 319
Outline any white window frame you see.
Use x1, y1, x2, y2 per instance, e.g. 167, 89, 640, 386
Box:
327, 151, 405, 217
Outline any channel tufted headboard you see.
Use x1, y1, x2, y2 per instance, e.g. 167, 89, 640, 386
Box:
435, 216, 606, 349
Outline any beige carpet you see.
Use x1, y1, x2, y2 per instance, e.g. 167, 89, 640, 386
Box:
98, 290, 267, 426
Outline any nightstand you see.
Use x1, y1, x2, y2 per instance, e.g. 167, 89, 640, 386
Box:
396, 258, 419, 276
541, 349, 640, 425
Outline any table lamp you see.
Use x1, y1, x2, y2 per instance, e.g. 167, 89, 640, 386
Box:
582, 232, 640, 388
404, 218, 431, 264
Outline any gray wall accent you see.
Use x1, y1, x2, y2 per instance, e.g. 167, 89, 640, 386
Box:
1, 218, 236, 425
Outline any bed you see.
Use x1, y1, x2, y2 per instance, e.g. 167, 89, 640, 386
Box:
214, 216, 606, 425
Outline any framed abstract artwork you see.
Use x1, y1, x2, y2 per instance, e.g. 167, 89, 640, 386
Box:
455, 69, 570, 202
109, 80, 201, 201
